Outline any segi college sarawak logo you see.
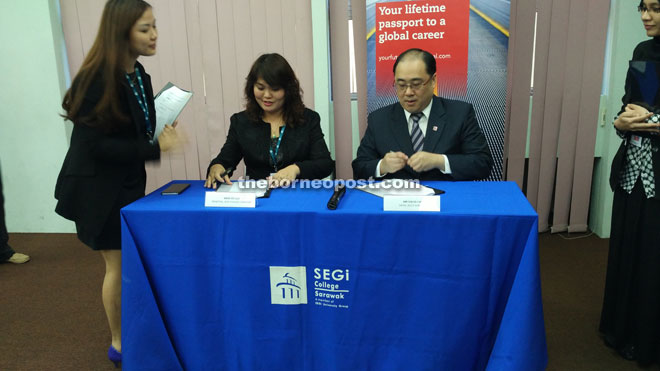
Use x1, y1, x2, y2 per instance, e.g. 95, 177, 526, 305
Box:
270, 266, 308, 305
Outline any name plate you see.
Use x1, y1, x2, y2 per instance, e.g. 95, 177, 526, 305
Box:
383, 195, 440, 212
205, 191, 256, 208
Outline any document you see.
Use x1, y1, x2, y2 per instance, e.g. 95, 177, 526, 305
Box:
154, 82, 193, 137
216, 181, 270, 198
356, 179, 437, 198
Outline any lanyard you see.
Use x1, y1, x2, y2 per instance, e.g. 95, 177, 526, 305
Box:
269, 126, 286, 171
125, 68, 153, 137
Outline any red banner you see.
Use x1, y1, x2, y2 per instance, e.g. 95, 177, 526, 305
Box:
375, 0, 469, 96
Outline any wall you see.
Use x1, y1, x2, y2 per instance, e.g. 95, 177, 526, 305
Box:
0, 0, 74, 232
589, 1, 646, 237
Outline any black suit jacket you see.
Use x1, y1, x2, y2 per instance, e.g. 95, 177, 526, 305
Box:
352, 96, 493, 180
208, 109, 334, 180
55, 62, 160, 237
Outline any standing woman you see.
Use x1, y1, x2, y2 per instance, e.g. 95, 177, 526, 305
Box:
55, 0, 180, 367
600, 0, 660, 366
205, 53, 334, 188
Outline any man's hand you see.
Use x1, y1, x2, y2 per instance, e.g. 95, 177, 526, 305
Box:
380, 151, 409, 176
408, 151, 444, 173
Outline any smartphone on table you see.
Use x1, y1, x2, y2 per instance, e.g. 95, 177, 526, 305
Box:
161, 183, 190, 195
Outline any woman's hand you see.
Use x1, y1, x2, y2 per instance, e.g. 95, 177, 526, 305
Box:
205, 164, 231, 189
614, 104, 659, 133
158, 121, 184, 152
268, 164, 300, 188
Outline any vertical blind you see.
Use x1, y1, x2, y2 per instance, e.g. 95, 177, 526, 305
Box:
505, 0, 610, 232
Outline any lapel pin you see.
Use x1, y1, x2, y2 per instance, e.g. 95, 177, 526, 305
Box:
432, 126, 438, 131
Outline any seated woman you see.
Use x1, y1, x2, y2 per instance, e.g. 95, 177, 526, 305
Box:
204, 53, 334, 188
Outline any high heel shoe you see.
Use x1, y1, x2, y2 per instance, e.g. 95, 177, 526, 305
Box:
108, 345, 122, 368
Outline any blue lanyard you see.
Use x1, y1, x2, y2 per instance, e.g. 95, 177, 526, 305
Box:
125, 68, 152, 136
269, 126, 286, 171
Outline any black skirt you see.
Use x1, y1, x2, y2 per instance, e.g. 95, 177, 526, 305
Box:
600, 179, 660, 365
75, 178, 145, 251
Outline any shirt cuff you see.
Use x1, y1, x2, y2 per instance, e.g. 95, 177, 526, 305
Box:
376, 160, 385, 178
441, 155, 451, 174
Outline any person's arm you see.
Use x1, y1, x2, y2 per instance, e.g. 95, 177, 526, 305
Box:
443, 105, 493, 180
293, 111, 334, 179
613, 44, 660, 139
352, 114, 384, 180
614, 103, 659, 137
76, 85, 161, 164
80, 126, 160, 163
205, 113, 245, 188
207, 113, 244, 176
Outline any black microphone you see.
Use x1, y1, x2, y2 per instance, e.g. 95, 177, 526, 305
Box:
327, 184, 346, 210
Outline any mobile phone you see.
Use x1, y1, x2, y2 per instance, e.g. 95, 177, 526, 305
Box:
161, 183, 190, 195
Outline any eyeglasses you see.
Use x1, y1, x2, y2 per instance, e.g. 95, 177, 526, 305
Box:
394, 76, 434, 92
638, 5, 660, 14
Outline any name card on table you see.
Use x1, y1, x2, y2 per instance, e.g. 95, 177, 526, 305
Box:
205, 192, 256, 208
383, 195, 440, 212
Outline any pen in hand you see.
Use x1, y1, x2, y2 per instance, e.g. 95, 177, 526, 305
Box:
220, 167, 234, 178
215, 166, 234, 188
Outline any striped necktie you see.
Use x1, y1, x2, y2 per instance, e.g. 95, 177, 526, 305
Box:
410, 112, 424, 152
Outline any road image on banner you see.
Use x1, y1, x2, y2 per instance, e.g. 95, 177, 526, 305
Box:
374, 0, 468, 96
366, 0, 510, 180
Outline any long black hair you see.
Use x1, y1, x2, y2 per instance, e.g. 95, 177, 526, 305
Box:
244, 53, 305, 127
62, 0, 152, 129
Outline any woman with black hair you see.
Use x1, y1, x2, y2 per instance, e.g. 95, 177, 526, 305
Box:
600, 0, 660, 366
55, 0, 182, 366
205, 53, 334, 188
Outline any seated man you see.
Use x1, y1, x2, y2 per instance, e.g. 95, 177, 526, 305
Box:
352, 48, 493, 181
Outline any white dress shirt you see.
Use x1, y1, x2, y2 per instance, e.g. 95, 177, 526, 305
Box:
376, 100, 452, 177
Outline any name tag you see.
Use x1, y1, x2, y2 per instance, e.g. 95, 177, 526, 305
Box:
383, 195, 440, 212
630, 135, 642, 148
205, 191, 256, 208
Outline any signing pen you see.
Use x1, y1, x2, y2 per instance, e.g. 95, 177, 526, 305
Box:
220, 167, 234, 178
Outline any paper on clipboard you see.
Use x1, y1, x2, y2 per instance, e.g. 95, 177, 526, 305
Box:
154, 82, 193, 137
356, 179, 437, 198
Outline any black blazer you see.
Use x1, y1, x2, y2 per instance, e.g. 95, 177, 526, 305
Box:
208, 109, 334, 180
352, 96, 493, 180
55, 62, 160, 237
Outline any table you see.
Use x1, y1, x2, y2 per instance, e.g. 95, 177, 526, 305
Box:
121, 181, 547, 370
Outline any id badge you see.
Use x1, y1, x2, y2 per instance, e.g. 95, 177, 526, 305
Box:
630, 135, 642, 148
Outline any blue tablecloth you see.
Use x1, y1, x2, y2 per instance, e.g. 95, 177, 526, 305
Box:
121, 181, 547, 371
